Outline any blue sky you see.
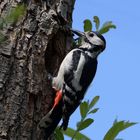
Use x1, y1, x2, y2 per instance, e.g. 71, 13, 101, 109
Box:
66, 0, 140, 139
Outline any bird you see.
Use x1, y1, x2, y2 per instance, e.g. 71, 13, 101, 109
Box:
38, 28, 106, 138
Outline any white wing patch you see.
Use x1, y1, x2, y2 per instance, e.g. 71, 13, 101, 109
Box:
52, 50, 74, 90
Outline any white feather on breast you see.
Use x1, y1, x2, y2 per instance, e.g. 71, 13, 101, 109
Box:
52, 50, 75, 90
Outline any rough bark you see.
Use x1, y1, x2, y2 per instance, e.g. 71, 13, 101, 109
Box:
0, 0, 75, 139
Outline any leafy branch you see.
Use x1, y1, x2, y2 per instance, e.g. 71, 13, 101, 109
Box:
103, 120, 137, 140
54, 96, 100, 140
74, 16, 116, 46
54, 96, 137, 140
84, 16, 116, 34
70, 96, 99, 140
0, 4, 26, 44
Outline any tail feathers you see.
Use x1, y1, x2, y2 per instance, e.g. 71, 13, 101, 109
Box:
39, 111, 53, 129
38, 100, 62, 139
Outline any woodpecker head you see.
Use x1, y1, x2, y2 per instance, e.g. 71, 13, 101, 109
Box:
71, 29, 106, 53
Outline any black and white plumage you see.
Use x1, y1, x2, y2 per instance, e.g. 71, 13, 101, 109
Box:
39, 29, 106, 138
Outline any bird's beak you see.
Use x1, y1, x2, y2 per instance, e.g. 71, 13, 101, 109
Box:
70, 28, 85, 37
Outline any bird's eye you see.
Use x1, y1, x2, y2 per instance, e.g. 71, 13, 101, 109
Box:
89, 33, 94, 37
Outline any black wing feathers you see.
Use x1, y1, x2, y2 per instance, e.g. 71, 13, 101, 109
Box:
80, 54, 97, 91
64, 50, 81, 91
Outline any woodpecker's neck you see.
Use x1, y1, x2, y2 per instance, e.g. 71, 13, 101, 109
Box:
79, 42, 100, 58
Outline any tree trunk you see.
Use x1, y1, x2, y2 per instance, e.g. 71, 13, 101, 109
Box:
0, 0, 75, 139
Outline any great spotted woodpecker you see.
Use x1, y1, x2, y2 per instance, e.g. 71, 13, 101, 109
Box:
39, 29, 106, 138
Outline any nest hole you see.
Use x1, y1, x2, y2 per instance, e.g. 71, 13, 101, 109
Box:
45, 30, 67, 76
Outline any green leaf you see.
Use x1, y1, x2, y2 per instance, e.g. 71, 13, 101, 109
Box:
6, 4, 26, 24
89, 96, 100, 110
0, 5, 26, 44
63, 127, 90, 140
103, 121, 137, 140
78, 118, 94, 131
99, 21, 116, 34
0, 32, 7, 43
0, 33, 5, 42
80, 101, 89, 119
113, 118, 118, 125
83, 19, 92, 32
88, 108, 99, 114
93, 16, 100, 31
0, 18, 4, 29
55, 128, 64, 140
76, 121, 81, 128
